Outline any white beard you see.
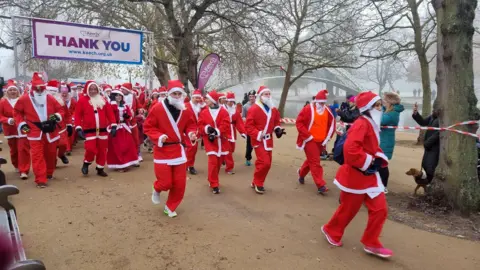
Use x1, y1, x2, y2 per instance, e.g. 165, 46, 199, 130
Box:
226, 105, 236, 115
168, 96, 186, 110
33, 92, 47, 106
369, 108, 383, 128
89, 94, 106, 109
191, 102, 202, 114
158, 96, 166, 102
261, 96, 274, 108
316, 104, 325, 114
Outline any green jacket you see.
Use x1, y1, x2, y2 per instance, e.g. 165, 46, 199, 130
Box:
380, 104, 405, 159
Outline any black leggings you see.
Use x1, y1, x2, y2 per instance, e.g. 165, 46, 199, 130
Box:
245, 135, 253, 161
379, 166, 389, 187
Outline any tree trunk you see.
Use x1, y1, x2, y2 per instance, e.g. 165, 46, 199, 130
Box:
277, 56, 294, 117
416, 55, 432, 145
153, 58, 170, 86
434, 0, 480, 215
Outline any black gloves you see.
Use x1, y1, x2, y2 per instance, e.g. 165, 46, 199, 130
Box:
49, 114, 60, 122
207, 126, 217, 135
123, 113, 130, 120
364, 158, 383, 176
110, 126, 117, 137
77, 129, 86, 140
274, 127, 286, 138
67, 126, 73, 137
20, 124, 30, 134
208, 134, 216, 142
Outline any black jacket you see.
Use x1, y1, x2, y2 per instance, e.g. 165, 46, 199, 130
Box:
338, 105, 360, 124
413, 113, 440, 181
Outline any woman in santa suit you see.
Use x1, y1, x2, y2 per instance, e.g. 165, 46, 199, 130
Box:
321, 91, 392, 258
0, 80, 30, 179
106, 90, 139, 172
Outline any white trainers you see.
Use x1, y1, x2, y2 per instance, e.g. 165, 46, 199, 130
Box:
163, 206, 178, 218
384, 188, 389, 194
151, 189, 161, 205
138, 156, 143, 162
20, 173, 28, 180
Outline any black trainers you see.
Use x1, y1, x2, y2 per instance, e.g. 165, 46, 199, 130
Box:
188, 167, 198, 175
81, 162, 90, 175
255, 185, 265, 194
212, 187, 220, 194
60, 155, 69, 164
36, 183, 47, 188
96, 167, 108, 177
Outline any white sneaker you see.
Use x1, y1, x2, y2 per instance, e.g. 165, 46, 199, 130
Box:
20, 173, 28, 180
138, 156, 143, 162
151, 189, 161, 205
14, 168, 19, 173
163, 206, 177, 218
384, 188, 389, 194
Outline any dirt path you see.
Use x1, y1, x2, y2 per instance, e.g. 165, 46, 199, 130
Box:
3, 127, 479, 270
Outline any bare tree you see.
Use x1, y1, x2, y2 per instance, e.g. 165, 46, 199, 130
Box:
433, 0, 480, 214
365, 58, 405, 96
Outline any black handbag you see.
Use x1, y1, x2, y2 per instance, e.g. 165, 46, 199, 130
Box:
33, 120, 57, 133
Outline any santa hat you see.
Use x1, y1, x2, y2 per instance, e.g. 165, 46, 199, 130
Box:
383, 91, 401, 105
5, 79, 19, 91
206, 90, 220, 104
218, 92, 226, 100
158, 86, 168, 96
82, 80, 100, 96
256, 86, 271, 101
314, 90, 328, 103
167, 80, 185, 95
192, 89, 202, 98
355, 91, 381, 113
111, 89, 124, 96
226, 92, 236, 102
31, 72, 46, 88
151, 89, 160, 96
132, 89, 139, 96
46, 80, 60, 92
120, 82, 133, 92
103, 84, 113, 92
134, 82, 141, 89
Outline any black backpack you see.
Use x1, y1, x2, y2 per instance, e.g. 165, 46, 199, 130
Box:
333, 133, 347, 165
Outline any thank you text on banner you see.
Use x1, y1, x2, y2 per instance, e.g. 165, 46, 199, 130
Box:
32, 19, 143, 64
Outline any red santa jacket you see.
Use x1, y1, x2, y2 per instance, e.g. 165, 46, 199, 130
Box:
110, 102, 133, 133
143, 100, 197, 165
13, 94, 64, 142
183, 101, 201, 147
138, 91, 146, 108
74, 96, 116, 140
58, 101, 72, 135
0, 98, 26, 139
245, 102, 281, 151
295, 103, 336, 150
333, 116, 388, 198
198, 106, 230, 156
124, 94, 140, 127
227, 108, 246, 142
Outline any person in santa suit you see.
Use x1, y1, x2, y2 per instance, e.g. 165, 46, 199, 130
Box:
197, 90, 230, 194
144, 80, 197, 218
120, 82, 142, 164
147, 86, 168, 114
107, 90, 139, 171
224, 92, 246, 174
65, 84, 77, 155
321, 91, 392, 258
13, 72, 64, 188
218, 93, 227, 107
184, 89, 203, 175
138, 86, 146, 109
46, 80, 73, 165
296, 89, 336, 194
75, 80, 117, 177
102, 84, 113, 99
245, 86, 285, 194
0, 79, 30, 179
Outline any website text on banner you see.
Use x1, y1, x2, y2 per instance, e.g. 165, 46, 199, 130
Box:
32, 19, 143, 64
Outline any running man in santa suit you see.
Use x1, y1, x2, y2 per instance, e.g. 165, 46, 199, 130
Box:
321, 91, 392, 258
75, 80, 117, 177
144, 80, 197, 218
13, 72, 64, 188
120, 82, 142, 164
245, 86, 285, 194
224, 92, 246, 174
184, 89, 203, 175
0, 79, 30, 180
197, 90, 230, 194
295, 89, 336, 194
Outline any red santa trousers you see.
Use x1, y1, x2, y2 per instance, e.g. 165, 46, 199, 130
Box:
68, 131, 76, 152
252, 145, 272, 187
84, 138, 108, 168
131, 126, 140, 155
57, 132, 68, 158
7, 138, 30, 174
186, 143, 198, 168
207, 155, 222, 188
298, 141, 327, 187
30, 136, 58, 184
323, 191, 388, 248
225, 142, 236, 172
153, 163, 187, 211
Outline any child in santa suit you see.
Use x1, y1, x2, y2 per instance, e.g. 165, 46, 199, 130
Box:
245, 86, 284, 194
321, 91, 392, 258
107, 90, 139, 171
197, 90, 230, 194
0, 80, 30, 179
295, 89, 336, 194
144, 80, 197, 217
120, 83, 142, 164
224, 92, 246, 174
184, 89, 203, 175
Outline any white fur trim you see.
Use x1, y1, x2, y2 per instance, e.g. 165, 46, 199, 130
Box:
314, 99, 327, 103
107, 160, 139, 169
333, 173, 384, 199
54, 113, 62, 122
256, 131, 263, 141
227, 98, 235, 102
111, 90, 124, 96
215, 128, 220, 136
204, 125, 211, 134
7, 118, 14, 125
120, 86, 131, 93
168, 87, 185, 94
158, 134, 168, 147
360, 154, 373, 171
75, 126, 82, 130
206, 94, 217, 104
17, 122, 27, 134
421, 170, 427, 180
296, 135, 314, 150
192, 94, 202, 98
359, 96, 381, 113
375, 152, 389, 164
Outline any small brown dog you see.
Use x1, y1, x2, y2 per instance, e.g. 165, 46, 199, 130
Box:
405, 168, 429, 196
